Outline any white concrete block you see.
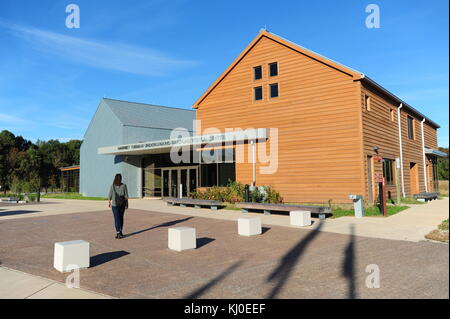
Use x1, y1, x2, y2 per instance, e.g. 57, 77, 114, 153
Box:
54, 240, 90, 272
168, 227, 196, 251
238, 216, 262, 236
290, 210, 312, 227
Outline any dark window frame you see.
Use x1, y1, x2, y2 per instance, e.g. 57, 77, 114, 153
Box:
407, 116, 415, 140
254, 86, 263, 101
382, 158, 394, 185
253, 65, 262, 80
269, 83, 279, 98
269, 62, 278, 77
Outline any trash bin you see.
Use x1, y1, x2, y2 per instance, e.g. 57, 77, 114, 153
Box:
349, 194, 364, 218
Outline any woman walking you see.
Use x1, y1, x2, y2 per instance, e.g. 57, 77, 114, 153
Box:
108, 173, 129, 239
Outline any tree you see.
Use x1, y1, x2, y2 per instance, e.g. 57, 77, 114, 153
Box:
0, 130, 82, 194
437, 147, 449, 180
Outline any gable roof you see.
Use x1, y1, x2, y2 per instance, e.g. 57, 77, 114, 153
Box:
192, 30, 439, 128
103, 98, 195, 131
192, 29, 364, 109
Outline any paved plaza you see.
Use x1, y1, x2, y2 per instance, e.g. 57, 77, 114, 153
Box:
0, 199, 448, 299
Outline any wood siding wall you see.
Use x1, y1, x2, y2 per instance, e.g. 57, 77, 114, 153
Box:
360, 84, 401, 202
360, 83, 439, 199
196, 36, 365, 203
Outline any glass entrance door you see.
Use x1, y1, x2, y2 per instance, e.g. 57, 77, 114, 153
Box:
162, 167, 198, 198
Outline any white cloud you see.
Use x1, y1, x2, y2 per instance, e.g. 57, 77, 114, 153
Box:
1, 21, 197, 76
0, 113, 30, 125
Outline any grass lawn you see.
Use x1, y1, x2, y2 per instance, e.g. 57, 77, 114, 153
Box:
330, 205, 409, 218
425, 219, 449, 243
42, 193, 107, 201
400, 197, 426, 205
224, 203, 241, 211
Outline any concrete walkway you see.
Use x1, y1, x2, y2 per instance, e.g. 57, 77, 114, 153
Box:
1, 197, 448, 242
0, 267, 112, 299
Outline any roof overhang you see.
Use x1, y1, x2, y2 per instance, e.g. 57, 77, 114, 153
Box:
98, 128, 269, 156
425, 147, 447, 157
360, 76, 440, 129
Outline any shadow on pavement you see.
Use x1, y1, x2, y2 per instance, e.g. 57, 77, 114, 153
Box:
0, 210, 41, 217
125, 217, 194, 238
90, 250, 130, 267
185, 261, 243, 299
197, 237, 215, 248
266, 221, 324, 298
342, 224, 357, 299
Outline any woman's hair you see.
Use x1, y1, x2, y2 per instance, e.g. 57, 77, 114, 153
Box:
113, 173, 122, 186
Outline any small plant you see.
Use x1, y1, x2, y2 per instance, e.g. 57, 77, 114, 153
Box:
191, 182, 282, 204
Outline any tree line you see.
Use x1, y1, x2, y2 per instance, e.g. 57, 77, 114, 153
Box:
0, 130, 82, 194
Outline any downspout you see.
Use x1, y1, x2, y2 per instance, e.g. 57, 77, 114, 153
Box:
397, 104, 406, 197
251, 140, 256, 186
421, 118, 428, 192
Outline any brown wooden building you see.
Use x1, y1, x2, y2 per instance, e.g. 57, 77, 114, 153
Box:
193, 30, 444, 204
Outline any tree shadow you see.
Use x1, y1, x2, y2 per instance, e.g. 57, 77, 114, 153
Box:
90, 250, 130, 267
266, 221, 324, 299
185, 261, 243, 299
125, 216, 194, 238
0, 210, 41, 217
197, 237, 215, 249
342, 224, 357, 299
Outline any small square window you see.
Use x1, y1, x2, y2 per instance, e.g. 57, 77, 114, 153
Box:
254, 86, 263, 101
254, 66, 262, 80
269, 62, 278, 77
270, 83, 278, 98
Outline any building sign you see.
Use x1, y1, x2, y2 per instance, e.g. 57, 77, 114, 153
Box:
98, 128, 268, 155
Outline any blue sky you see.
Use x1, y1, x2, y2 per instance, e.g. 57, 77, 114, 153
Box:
0, 0, 448, 146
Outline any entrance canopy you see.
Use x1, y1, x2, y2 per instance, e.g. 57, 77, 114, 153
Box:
425, 147, 447, 157
98, 128, 269, 156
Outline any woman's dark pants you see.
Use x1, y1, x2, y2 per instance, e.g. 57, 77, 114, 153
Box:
112, 205, 126, 233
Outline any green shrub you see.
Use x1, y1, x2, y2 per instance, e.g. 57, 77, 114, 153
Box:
190, 182, 282, 204
27, 194, 37, 202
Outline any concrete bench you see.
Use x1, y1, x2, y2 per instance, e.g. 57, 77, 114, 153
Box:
168, 227, 196, 251
238, 216, 262, 236
163, 198, 225, 210
54, 240, 90, 272
235, 202, 330, 218
290, 211, 312, 226
414, 192, 439, 201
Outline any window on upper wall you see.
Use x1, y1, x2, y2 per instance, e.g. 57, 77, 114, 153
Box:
269, 62, 278, 77
254, 86, 263, 101
254, 66, 262, 80
407, 116, 415, 139
382, 158, 394, 185
269, 83, 279, 98
390, 109, 395, 121
364, 95, 371, 111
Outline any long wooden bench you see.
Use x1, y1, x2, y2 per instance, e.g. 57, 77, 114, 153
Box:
413, 192, 440, 201
235, 202, 331, 217
163, 198, 225, 210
